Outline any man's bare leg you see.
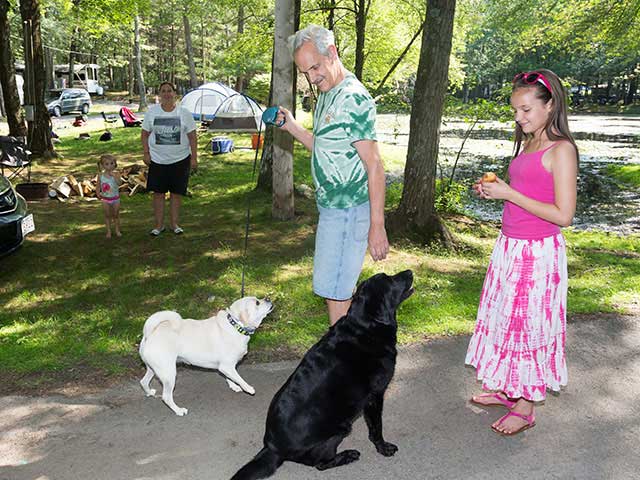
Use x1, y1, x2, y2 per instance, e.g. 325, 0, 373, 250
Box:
327, 298, 351, 326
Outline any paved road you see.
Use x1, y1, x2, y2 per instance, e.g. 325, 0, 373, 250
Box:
1, 314, 639, 480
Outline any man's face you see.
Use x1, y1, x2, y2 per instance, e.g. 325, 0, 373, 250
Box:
294, 42, 339, 93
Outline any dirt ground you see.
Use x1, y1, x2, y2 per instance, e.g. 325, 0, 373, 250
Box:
1, 312, 639, 480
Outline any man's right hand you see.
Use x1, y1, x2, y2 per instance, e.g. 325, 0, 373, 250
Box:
143, 151, 151, 166
275, 106, 314, 151
276, 107, 296, 133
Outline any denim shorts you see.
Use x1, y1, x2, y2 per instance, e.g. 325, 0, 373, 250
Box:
313, 202, 370, 301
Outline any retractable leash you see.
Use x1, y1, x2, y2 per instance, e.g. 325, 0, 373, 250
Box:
240, 121, 263, 298
239, 107, 285, 297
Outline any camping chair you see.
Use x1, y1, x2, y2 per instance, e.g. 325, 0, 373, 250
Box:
101, 111, 118, 130
0, 136, 31, 182
119, 106, 142, 127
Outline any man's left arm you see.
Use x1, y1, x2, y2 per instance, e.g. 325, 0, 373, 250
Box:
355, 140, 389, 261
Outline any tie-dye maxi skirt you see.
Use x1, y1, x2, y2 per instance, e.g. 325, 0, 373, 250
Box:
465, 232, 568, 402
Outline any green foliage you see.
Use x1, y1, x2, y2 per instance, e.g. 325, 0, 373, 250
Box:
605, 164, 640, 188
459, 0, 640, 102
244, 73, 271, 105
435, 179, 467, 214
385, 179, 469, 215
211, 20, 273, 82
445, 97, 513, 122
376, 89, 412, 113
565, 230, 640, 313
385, 182, 404, 210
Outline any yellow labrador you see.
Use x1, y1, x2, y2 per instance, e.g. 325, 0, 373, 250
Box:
139, 296, 273, 416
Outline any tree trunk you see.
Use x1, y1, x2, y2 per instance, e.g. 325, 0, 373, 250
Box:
462, 82, 469, 103
68, 28, 77, 88
327, 0, 335, 30
183, 12, 198, 89
134, 15, 147, 111
0, 84, 5, 117
270, 0, 297, 220
625, 75, 637, 105
169, 8, 175, 87
200, 16, 205, 81
20, 0, 54, 157
44, 45, 55, 90
128, 50, 135, 98
393, 0, 456, 246
353, 0, 369, 80
0, 0, 27, 137
68, 0, 80, 88
256, 48, 275, 192
234, 6, 245, 92
258, 0, 300, 193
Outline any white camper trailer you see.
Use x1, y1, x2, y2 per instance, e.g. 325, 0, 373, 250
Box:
54, 64, 103, 94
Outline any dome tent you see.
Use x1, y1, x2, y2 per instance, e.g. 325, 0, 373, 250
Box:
181, 82, 236, 121
181, 82, 264, 132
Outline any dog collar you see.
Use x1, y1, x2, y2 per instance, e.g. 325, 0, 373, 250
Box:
227, 312, 255, 336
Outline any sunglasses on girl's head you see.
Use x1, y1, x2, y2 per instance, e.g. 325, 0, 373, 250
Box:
513, 71, 552, 94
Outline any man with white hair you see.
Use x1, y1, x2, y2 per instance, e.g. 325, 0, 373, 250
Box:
276, 24, 389, 326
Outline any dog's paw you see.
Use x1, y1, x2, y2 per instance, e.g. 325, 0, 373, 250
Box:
227, 382, 242, 393
145, 388, 156, 397
174, 407, 189, 416
375, 441, 398, 457
316, 450, 360, 470
344, 449, 361, 462
244, 385, 255, 395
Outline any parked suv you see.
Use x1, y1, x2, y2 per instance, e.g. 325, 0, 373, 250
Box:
0, 175, 35, 257
47, 88, 92, 117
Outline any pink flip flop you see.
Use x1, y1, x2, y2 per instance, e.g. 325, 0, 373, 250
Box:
470, 392, 517, 409
491, 411, 536, 436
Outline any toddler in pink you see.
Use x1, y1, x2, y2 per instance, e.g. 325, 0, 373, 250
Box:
97, 154, 122, 238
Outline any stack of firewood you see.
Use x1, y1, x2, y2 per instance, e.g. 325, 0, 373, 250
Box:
49, 164, 148, 201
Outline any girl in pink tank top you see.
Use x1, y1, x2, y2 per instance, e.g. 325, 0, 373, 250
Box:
465, 69, 579, 436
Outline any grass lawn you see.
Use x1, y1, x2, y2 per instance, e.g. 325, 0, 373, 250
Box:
605, 164, 640, 188
1, 124, 639, 392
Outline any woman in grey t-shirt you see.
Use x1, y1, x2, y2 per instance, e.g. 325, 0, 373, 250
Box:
141, 82, 198, 236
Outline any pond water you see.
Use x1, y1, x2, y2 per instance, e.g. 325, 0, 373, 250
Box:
378, 114, 640, 235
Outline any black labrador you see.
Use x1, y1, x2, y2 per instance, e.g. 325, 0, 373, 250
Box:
231, 270, 414, 479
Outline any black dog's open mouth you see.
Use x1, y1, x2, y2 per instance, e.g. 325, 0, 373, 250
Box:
401, 287, 415, 301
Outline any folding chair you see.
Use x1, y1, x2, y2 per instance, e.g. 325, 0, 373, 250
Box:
119, 106, 142, 127
0, 136, 31, 182
101, 111, 119, 130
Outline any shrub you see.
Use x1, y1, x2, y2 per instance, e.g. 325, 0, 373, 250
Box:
245, 73, 271, 105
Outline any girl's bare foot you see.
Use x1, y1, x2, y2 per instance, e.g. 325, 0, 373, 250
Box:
470, 392, 516, 408
492, 399, 535, 434
115, 230, 122, 237
106, 231, 112, 239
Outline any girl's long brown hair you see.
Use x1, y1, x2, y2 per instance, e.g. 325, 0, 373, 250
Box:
512, 68, 578, 161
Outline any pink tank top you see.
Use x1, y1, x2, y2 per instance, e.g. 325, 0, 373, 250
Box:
501, 143, 561, 239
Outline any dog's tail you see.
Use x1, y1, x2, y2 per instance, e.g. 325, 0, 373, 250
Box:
142, 311, 182, 340
230, 447, 283, 480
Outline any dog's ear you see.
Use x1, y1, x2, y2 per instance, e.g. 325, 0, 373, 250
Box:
238, 302, 251, 326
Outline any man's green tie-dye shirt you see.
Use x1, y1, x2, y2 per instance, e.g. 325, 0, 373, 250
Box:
312, 73, 377, 209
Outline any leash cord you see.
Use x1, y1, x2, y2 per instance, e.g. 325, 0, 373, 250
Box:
240, 120, 264, 298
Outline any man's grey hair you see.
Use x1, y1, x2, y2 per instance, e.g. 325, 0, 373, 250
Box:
288, 24, 335, 56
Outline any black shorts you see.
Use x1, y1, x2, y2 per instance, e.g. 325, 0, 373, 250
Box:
147, 155, 191, 195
